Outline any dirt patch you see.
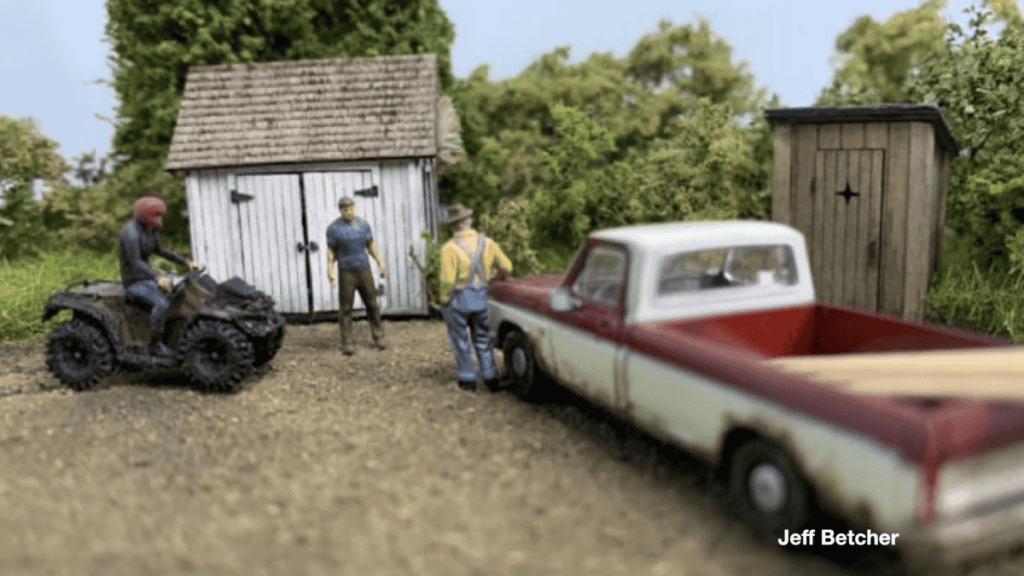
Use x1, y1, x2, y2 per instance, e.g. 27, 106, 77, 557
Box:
0, 320, 1020, 575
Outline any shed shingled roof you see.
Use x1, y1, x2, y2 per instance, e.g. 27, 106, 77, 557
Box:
164, 54, 439, 171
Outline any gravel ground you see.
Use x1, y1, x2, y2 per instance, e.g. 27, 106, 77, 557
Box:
1, 319, 1023, 576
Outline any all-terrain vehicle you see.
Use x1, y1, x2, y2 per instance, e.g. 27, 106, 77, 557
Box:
42, 269, 285, 393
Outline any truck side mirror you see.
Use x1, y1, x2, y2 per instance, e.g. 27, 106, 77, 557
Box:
548, 287, 580, 312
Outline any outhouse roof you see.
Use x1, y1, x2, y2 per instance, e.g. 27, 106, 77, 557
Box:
164, 54, 438, 171
764, 104, 958, 152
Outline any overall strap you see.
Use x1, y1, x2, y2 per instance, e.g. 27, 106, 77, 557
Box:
455, 234, 488, 286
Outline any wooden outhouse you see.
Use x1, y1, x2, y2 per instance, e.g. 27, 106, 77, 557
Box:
764, 104, 958, 322
164, 55, 443, 317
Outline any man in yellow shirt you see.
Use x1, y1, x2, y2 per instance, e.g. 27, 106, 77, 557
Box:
439, 203, 513, 391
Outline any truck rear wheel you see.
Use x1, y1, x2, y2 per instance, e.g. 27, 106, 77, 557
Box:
180, 320, 255, 393
46, 319, 114, 391
503, 330, 539, 400
728, 438, 811, 541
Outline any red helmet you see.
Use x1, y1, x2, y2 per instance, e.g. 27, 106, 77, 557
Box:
134, 196, 167, 229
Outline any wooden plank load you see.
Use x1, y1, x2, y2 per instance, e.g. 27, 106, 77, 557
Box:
769, 347, 1024, 398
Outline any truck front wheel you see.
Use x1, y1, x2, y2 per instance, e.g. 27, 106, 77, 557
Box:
503, 330, 538, 400
728, 438, 811, 542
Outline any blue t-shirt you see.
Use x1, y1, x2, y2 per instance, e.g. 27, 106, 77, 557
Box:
326, 217, 373, 271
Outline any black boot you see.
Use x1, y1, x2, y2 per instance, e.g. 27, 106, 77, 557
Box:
457, 380, 477, 392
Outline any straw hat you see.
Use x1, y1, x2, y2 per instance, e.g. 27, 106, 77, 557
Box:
444, 203, 474, 226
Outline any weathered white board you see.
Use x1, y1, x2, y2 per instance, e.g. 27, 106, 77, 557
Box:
234, 173, 309, 314
769, 347, 1024, 397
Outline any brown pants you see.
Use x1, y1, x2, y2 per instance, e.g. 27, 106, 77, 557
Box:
338, 266, 384, 346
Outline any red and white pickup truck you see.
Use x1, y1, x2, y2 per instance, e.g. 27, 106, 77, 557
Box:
487, 220, 1024, 572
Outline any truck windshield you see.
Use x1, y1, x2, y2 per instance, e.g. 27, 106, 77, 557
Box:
656, 244, 798, 296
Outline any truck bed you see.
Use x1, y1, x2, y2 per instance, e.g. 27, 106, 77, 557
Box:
652, 302, 1019, 397
628, 303, 1024, 465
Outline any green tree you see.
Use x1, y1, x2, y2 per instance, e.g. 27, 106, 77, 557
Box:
0, 116, 69, 260
626, 18, 769, 116
105, 0, 455, 163
907, 5, 1024, 271
818, 0, 949, 105
627, 100, 756, 224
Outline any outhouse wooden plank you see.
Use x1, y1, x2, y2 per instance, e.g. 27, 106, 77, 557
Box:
854, 152, 872, 310
841, 124, 865, 149
771, 123, 792, 224
819, 124, 842, 149
933, 149, 950, 279
904, 123, 936, 322
866, 123, 888, 149
843, 150, 862, 307
866, 150, 884, 312
793, 125, 818, 246
881, 123, 911, 317
812, 152, 827, 302
832, 151, 850, 306
821, 150, 838, 305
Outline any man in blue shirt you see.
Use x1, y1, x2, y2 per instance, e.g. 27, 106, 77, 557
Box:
326, 197, 388, 355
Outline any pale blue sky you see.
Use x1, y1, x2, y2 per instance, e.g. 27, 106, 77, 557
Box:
0, 0, 980, 165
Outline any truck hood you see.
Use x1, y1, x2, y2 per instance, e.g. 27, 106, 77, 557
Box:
489, 274, 563, 308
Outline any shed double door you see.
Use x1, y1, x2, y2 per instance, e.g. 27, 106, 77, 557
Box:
232, 171, 381, 315
798, 150, 885, 310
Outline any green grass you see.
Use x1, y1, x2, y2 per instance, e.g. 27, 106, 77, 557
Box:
0, 250, 121, 344
926, 262, 1024, 342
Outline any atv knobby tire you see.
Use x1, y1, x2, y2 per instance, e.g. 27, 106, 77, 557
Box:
253, 323, 285, 368
46, 319, 114, 390
180, 320, 255, 393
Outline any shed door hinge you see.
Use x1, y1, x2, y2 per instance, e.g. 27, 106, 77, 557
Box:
353, 185, 379, 198
230, 190, 254, 204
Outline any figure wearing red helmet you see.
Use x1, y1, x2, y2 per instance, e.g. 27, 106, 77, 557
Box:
117, 196, 196, 357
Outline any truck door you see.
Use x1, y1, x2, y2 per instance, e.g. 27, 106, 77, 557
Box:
544, 242, 628, 408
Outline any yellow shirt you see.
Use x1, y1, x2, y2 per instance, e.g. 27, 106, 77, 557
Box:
439, 229, 513, 303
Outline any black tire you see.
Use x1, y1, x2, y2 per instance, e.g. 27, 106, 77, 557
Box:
253, 324, 285, 368
728, 438, 811, 542
503, 330, 539, 400
45, 319, 114, 391
180, 320, 255, 392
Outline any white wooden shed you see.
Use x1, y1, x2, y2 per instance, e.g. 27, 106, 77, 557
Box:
164, 54, 442, 317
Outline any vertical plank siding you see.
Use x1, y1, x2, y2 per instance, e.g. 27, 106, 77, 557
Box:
842, 150, 861, 306
904, 123, 936, 322
771, 123, 792, 224
881, 123, 911, 318
866, 151, 884, 312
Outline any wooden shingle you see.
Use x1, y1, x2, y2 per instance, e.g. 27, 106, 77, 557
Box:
165, 54, 439, 170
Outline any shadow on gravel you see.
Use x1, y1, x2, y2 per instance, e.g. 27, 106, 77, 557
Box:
515, 376, 914, 576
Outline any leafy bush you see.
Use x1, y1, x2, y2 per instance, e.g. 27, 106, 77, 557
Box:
0, 250, 121, 343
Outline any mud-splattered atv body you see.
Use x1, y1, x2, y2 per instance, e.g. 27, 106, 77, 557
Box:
42, 269, 285, 392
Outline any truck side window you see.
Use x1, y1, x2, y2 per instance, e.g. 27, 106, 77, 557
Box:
657, 244, 799, 297
571, 245, 627, 307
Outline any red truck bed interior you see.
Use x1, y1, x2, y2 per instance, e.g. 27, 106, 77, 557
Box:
661, 303, 1004, 359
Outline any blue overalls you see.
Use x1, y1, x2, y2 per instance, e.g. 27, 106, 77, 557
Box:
441, 234, 498, 383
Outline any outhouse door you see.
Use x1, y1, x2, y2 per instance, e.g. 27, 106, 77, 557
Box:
799, 150, 885, 310
231, 170, 383, 315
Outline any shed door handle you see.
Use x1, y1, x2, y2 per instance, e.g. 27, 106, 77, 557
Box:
297, 242, 306, 253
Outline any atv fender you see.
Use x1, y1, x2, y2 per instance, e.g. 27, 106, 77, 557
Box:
42, 300, 123, 349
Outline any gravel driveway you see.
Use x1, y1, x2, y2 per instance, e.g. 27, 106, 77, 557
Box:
0, 319, 1021, 576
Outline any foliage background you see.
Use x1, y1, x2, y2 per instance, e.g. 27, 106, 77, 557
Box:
9, 0, 1024, 342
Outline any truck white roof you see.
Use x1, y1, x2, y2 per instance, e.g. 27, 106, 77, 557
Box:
590, 220, 805, 252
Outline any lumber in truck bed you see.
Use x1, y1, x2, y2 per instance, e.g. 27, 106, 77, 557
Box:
769, 346, 1024, 397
